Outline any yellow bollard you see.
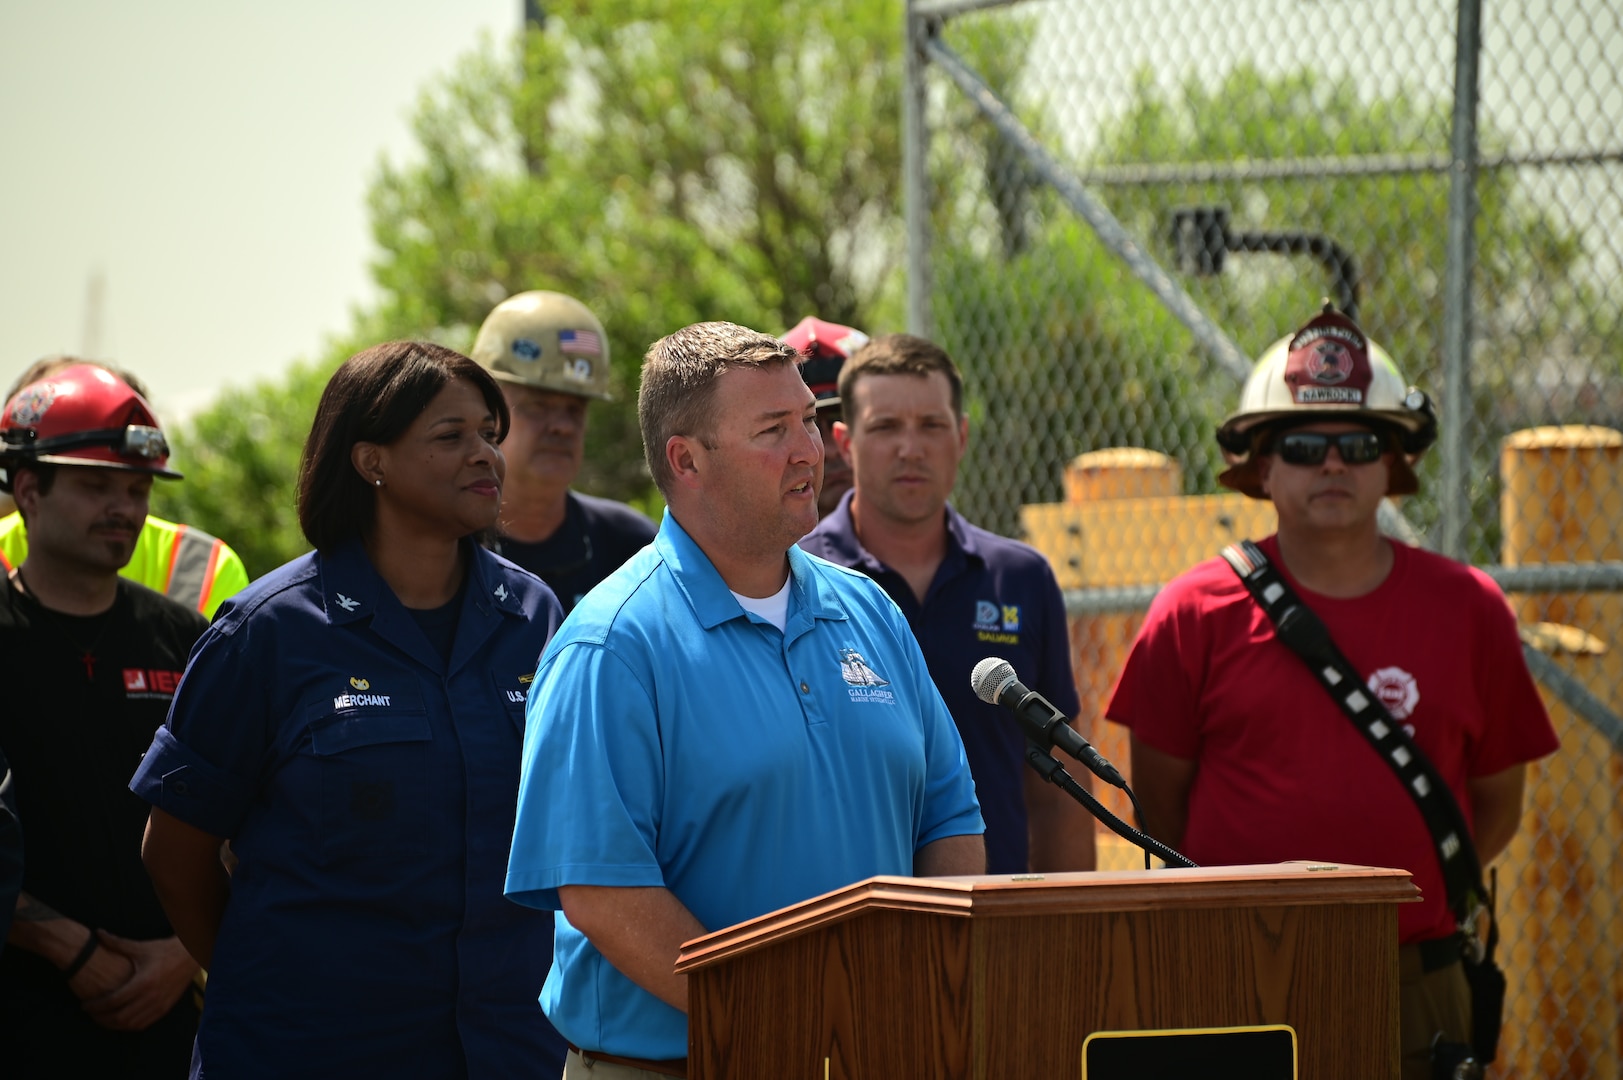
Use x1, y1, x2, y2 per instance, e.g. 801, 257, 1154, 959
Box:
1496, 425, 1623, 1079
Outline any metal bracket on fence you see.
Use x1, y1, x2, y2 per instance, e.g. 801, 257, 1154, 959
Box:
1064, 561, 1623, 749
918, 34, 1253, 384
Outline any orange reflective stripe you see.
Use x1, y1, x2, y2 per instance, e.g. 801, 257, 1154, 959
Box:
165, 523, 189, 592
166, 527, 219, 614
196, 542, 223, 613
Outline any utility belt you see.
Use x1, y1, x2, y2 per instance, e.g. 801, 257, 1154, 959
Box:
1399, 932, 1467, 980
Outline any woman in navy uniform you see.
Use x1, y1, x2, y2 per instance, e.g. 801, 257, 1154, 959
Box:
132, 342, 568, 1077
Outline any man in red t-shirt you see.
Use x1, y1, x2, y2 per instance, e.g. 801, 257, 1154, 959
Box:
1107, 305, 1558, 1080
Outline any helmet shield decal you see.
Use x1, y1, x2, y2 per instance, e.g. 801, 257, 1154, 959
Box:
1283, 311, 1373, 406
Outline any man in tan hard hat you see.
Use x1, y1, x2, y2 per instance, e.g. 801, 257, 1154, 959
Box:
471, 291, 656, 611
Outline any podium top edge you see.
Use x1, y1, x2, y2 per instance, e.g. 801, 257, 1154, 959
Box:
674, 862, 1416, 973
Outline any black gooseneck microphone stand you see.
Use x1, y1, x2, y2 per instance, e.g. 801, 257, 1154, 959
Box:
1023, 742, 1197, 869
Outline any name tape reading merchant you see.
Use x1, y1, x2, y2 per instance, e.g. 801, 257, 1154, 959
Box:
505, 321, 985, 1076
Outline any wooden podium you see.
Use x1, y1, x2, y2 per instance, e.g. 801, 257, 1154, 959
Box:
675, 862, 1417, 1079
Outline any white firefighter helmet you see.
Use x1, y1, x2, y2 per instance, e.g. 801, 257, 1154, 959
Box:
1215, 304, 1436, 498
470, 291, 612, 401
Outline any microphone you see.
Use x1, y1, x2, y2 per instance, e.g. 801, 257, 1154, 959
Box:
971, 657, 1127, 790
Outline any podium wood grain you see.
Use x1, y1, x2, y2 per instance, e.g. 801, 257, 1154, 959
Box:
677, 863, 1415, 1079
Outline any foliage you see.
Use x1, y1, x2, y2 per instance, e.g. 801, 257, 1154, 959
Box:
158, 1, 910, 577
152, 355, 334, 578
936, 62, 1591, 554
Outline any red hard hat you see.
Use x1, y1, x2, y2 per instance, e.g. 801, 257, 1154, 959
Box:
1, 364, 182, 483
782, 316, 870, 409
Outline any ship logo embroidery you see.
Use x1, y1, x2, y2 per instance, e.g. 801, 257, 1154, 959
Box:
839, 648, 889, 687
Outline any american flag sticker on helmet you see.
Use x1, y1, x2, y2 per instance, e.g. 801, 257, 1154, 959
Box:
558, 329, 602, 356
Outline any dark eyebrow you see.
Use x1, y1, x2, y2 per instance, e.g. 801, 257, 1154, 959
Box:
428, 411, 496, 428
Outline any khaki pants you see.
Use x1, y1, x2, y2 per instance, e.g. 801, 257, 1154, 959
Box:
563, 1048, 676, 1080
1399, 949, 1473, 1080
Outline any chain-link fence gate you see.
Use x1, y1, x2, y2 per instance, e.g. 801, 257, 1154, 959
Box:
901, 0, 1623, 1074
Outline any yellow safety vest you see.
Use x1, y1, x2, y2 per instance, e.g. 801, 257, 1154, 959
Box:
0, 512, 249, 618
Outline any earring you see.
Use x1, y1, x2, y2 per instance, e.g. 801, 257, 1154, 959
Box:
374, 479, 383, 487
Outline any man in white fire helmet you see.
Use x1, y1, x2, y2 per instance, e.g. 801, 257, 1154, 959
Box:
471, 291, 656, 612
1107, 304, 1558, 1079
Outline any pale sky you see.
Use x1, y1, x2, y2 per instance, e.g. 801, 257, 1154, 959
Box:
1, 0, 518, 419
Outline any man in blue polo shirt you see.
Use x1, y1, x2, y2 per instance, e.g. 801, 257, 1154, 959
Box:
801, 333, 1095, 876
506, 321, 984, 1076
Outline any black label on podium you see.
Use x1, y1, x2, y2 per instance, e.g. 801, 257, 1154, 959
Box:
1082, 1025, 1296, 1079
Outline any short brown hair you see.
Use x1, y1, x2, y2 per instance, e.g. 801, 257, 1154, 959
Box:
298, 341, 510, 552
837, 333, 964, 418
637, 322, 799, 496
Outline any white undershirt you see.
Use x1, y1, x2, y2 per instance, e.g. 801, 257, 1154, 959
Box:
732, 577, 792, 631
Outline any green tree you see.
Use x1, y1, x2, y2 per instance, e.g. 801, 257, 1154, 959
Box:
158, 0, 914, 576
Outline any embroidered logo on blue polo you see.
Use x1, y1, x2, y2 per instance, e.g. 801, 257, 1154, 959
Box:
839, 648, 895, 704
974, 599, 1020, 645
349, 677, 370, 690
335, 593, 361, 612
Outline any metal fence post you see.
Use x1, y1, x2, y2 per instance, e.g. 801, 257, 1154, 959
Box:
903, 1, 933, 339
1440, 0, 1482, 559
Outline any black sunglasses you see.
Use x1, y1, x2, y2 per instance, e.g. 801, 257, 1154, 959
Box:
1271, 430, 1387, 466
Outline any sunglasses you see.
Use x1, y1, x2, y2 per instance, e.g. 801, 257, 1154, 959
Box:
1270, 430, 1387, 466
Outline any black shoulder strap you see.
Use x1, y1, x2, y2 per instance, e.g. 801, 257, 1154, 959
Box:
1221, 540, 1486, 920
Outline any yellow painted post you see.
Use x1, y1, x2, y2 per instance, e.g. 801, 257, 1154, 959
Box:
1496, 426, 1623, 1079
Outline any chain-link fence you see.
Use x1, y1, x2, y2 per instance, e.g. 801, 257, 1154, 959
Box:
903, 1, 1623, 1074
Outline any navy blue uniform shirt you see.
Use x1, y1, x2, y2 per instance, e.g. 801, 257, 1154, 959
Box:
132, 539, 567, 1079
801, 493, 1081, 873
495, 490, 657, 612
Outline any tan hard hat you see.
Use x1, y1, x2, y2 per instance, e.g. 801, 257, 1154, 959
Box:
1215, 305, 1436, 499
471, 291, 612, 400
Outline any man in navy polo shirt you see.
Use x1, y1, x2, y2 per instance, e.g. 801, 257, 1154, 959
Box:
801, 333, 1095, 875
506, 322, 984, 1076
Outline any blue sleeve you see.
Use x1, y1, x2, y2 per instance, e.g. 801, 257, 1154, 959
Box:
506, 641, 668, 910
130, 621, 272, 837
897, 610, 985, 849
1035, 560, 1082, 719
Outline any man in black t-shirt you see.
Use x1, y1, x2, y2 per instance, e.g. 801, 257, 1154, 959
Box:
1, 365, 208, 1078
470, 291, 656, 611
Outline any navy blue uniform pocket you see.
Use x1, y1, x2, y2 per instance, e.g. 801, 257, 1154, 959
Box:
307, 706, 432, 860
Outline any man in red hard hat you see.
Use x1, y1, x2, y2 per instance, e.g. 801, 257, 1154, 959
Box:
782, 315, 870, 519
0, 357, 249, 617
0, 364, 207, 1078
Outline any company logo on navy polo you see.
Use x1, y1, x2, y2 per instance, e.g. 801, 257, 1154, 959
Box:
839, 648, 895, 704
974, 601, 1020, 645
